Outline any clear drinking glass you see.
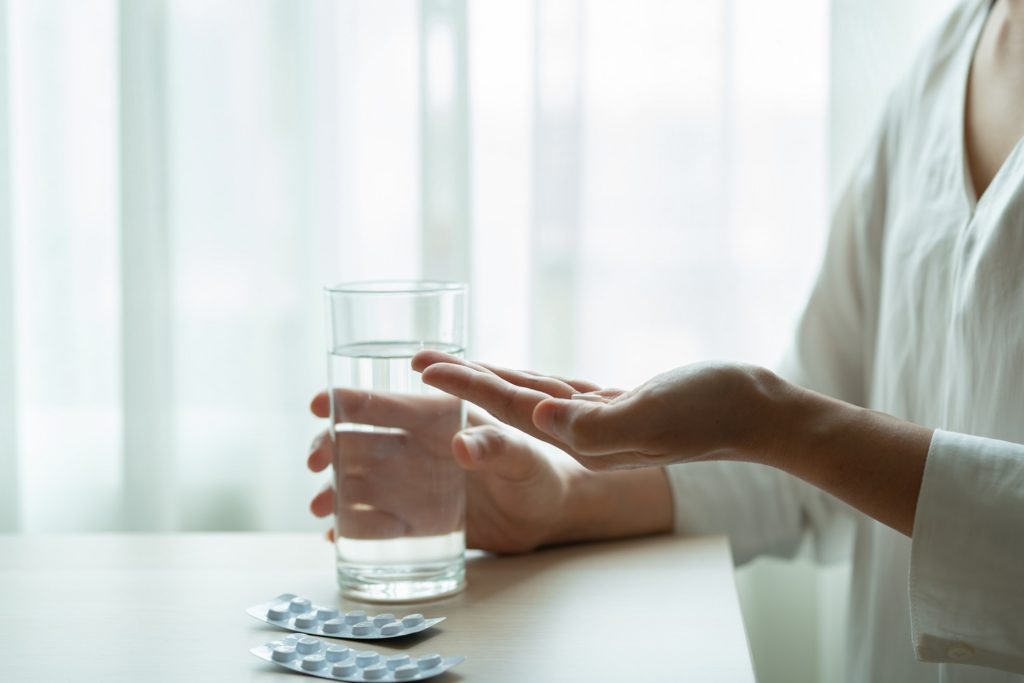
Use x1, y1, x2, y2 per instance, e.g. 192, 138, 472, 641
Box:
324, 281, 467, 602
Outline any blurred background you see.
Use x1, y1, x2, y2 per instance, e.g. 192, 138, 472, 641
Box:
0, 0, 956, 679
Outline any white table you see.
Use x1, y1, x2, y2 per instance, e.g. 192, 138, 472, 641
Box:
0, 533, 754, 682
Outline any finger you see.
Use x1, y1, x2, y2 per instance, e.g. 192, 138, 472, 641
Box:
414, 351, 532, 383
420, 362, 552, 437
475, 362, 581, 398
467, 407, 497, 428
310, 485, 334, 518
415, 351, 598, 398
308, 430, 332, 472
311, 430, 413, 472
310, 391, 331, 418
333, 431, 415, 469
337, 475, 374, 505
515, 367, 602, 394
411, 350, 598, 393
416, 352, 584, 416
314, 388, 459, 431
412, 349, 473, 373
557, 376, 603, 393
326, 527, 335, 543
532, 396, 637, 455
452, 425, 540, 481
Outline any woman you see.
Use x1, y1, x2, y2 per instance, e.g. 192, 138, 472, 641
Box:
308, 0, 1024, 679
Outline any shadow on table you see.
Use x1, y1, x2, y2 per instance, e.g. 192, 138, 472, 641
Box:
441, 533, 672, 606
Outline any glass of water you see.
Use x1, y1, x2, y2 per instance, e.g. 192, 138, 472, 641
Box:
324, 280, 467, 602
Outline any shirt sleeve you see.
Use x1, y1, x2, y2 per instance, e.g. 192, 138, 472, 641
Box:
910, 429, 1024, 674
665, 461, 854, 565
666, 96, 898, 566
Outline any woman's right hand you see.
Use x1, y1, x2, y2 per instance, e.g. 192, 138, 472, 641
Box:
307, 391, 579, 555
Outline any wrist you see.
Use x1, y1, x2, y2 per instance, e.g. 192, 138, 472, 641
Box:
763, 374, 896, 480
762, 377, 933, 535
734, 365, 803, 467
542, 462, 596, 546
543, 462, 674, 546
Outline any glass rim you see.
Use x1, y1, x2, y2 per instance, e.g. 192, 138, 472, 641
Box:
324, 279, 467, 295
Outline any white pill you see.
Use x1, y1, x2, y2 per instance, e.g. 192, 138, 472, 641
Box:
316, 607, 339, 621
355, 651, 380, 667
571, 391, 610, 403
282, 634, 301, 644
351, 621, 376, 636
294, 611, 319, 629
417, 654, 443, 670
363, 664, 388, 680
289, 597, 312, 613
395, 664, 420, 679
301, 654, 327, 671
385, 654, 411, 670
379, 621, 403, 636
400, 613, 424, 627
325, 645, 350, 662
296, 636, 319, 654
332, 662, 357, 677
371, 613, 396, 627
322, 618, 344, 634
267, 604, 291, 621
344, 610, 367, 625
271, 646, 296, 663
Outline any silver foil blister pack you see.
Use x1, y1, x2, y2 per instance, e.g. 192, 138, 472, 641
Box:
251, 634, 464, 682
247, 593, 445, 640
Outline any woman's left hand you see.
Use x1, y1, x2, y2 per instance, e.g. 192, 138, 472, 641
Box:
414, 350, 935, 537
412, 351, 789, 471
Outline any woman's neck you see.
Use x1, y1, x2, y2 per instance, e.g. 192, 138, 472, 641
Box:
986, 1, 1024, 66
1000, 0, 1024, 25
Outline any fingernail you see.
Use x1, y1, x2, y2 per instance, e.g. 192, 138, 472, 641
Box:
461, 433, 483, 462
535, 399, 568, 437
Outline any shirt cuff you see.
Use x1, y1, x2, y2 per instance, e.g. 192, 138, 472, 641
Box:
910, 429, 1024, 675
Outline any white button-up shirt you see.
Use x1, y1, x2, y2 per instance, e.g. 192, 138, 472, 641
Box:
666, 1, 1024, 679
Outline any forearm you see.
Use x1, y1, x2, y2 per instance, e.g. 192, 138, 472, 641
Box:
763, 377, 934, 536
546, 464, 674, 545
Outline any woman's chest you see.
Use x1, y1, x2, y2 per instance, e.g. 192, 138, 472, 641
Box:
870, 175, 1024, 434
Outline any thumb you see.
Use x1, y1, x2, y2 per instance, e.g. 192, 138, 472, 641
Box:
452, 425, 539, 481
533, 397, 627, 455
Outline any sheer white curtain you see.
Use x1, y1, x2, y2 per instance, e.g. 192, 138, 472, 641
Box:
1, 0, 834, 534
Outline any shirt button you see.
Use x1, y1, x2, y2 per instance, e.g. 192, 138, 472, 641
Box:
947, 643, 975, 661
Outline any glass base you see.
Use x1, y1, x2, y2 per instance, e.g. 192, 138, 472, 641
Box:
337, 558, 465, 603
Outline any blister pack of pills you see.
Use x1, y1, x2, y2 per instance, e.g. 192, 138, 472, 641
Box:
247, 593, 445, 640
251, 634, 464, 682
